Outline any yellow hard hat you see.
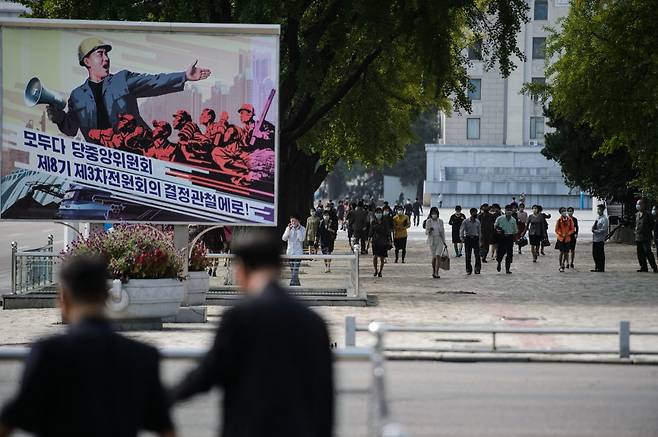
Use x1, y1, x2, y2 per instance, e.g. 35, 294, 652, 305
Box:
78, 37, 112, 66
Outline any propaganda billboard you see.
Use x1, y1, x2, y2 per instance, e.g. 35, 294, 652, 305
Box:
0, 19, 279, 225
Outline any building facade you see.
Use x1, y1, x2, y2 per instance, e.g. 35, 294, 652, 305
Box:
425, 0, 590, 209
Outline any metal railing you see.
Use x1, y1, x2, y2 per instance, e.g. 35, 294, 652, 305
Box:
11, 235, 58, 294
206, 246, 362, 299
345, 317, 658, 359
0, 336, 406, 437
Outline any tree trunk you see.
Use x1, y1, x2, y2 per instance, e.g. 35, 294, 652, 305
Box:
276, 140, 325, 237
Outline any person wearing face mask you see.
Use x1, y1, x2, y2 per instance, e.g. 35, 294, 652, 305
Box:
282, 214, 306, 286
369, 207, 392, 277
555, 207, 575, 272
493, 205, 518, 274
538, 205, 551, 256
317, 209, 338, 273
566, 207, 579, 269
524, 205, 544, 262
425, 207, 447, 278
515, 203, 528, 254
478, 203, 495, 263
634, 198, 657, 273
489, 204, 502, 260
305, 208, 321, 255
392, 206, 411, 263
591, 204, 609, 272
449, 205, 466, 257
459, 208, 481, 275
349, 201, 369, 255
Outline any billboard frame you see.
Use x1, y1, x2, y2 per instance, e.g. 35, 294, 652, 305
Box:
0, 18, 280, 227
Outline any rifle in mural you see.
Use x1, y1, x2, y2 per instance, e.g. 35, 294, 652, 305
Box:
250, 88, 276, 146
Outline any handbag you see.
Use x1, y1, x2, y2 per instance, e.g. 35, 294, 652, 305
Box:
517, 236, 528, 248
438, 246, 451, 271
541, 238, 551, 247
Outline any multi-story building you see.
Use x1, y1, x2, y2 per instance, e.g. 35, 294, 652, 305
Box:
425, 0, 590, 209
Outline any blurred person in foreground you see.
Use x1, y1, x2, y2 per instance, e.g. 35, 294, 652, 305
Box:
0, 256, 174, 437
168, 231, 334, 437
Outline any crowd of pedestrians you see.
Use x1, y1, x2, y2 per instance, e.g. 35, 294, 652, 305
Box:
288, 195, 658, 279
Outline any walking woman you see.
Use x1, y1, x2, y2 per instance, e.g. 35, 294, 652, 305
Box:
566, 207, 578, 269
524, 205, 544, 263
449, 205, 466, 257
392, 205, 411, 263
317, 208, 338, 273
555, 207, 575, 272
425, 206, 447, 278
515, 203, 528, 254
369, 207, 391, 277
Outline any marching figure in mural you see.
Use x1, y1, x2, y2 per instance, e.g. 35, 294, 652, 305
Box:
46, 37, 211, 142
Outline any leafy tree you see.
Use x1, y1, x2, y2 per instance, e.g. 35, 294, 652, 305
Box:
528, 0, 658, 198
542, 105, 638, 214
384, 109, 439, 198
21, 0, 529, 229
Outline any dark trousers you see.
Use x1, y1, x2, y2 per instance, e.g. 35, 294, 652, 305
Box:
636, 240, 657, 271
480, 235, 491, 259
592, 241, 605, 272
394, 237, 407, 261
413, 213, 420, 226
464, 236, 481, 274
496, 235, 514, 271
355, 230, 368, 254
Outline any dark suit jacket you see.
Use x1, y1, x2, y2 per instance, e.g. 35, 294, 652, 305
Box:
169, 282, 334, 437
0, 317, 172, 437
57, 70, 186, 141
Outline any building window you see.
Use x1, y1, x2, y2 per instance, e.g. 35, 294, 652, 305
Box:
532, 37, 546, 59
534, 0, 548, 20
530, 116, 545, 139
467, 118, 480, 139
468, 78, 481, 101
468, 40, 482, 61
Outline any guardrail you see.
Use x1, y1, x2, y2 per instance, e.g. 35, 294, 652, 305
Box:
206, 245, 362, 299
345, 317, 658, 359
0, 337, 406, 437
11, 235, 57, 294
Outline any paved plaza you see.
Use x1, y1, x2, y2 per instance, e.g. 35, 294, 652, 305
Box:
0, 214, 657, 359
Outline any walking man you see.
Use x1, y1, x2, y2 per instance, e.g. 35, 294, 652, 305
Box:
494, 205, 518, 274
460, 207, 482, 275
591, 204, 609, 272
169, 232, 334, 437
478, 203, 495, 263
282, 214, 305, 286
412, 198, 423, 226
634, 199, 657, 273
0, 256, 174, 437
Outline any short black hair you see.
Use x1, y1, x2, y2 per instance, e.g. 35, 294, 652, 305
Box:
231, 230, 281, 271
469, 208, 478, 215
597, 204, 606, 210
481, 203, 489, 208
567, 207, 574, 212
455, 205, 462, 211
290, 213, 301, 220
559, 207, 566, 213
504, 204, 513, 211
59, 255, 110, 304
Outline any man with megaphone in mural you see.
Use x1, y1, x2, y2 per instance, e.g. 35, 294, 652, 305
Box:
42, 37, 211, 143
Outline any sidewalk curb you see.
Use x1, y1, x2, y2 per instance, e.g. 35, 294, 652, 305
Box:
384, 353, 658, 365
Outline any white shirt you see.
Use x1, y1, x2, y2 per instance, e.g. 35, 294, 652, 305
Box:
425, 218, 446, 246
592, 214, 609, 243
282, 225, 305, 255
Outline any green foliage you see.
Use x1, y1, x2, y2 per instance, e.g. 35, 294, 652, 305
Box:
537, 0, 658, 198
384, 109, 439, 187
21, 0, 529, 221
542, 104, 638, 206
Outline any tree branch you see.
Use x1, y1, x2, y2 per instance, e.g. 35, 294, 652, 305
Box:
287, 46, 383, 142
